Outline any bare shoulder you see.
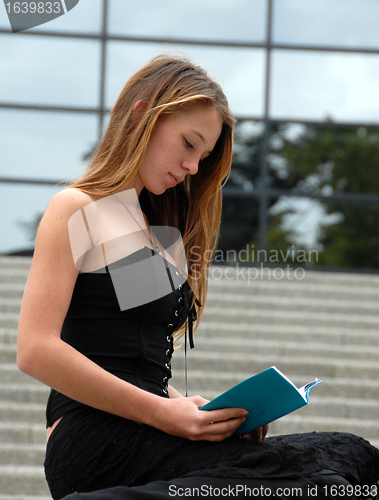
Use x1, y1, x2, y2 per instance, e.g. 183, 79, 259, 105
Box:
33, 188, 101, 268
45, 188, 99, 220
38, 188, 104, 237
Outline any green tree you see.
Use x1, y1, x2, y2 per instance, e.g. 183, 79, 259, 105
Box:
281, 126, 379, 269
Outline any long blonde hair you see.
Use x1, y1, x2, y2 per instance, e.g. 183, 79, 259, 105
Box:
71, 54, 235, 337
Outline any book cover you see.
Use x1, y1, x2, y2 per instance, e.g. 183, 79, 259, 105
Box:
200, 366, 322, 437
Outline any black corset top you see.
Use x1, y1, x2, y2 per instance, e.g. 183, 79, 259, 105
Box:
46, 246, 195, 427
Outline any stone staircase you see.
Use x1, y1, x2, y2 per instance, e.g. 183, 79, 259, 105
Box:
0, 257, 50, 500
171, 267, 379, 448
0, 256, 379, 499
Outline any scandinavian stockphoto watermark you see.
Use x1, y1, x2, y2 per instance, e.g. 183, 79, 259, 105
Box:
3, 0, 79, 33
67, 187, 314, 311
204, 263, 307, 283
189, 245, 318, 283
68, 188, 187, 312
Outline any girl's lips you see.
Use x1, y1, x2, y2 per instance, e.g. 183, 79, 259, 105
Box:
169, 173, 182, 186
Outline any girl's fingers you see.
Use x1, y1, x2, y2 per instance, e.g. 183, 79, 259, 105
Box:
203, 407, 248, 425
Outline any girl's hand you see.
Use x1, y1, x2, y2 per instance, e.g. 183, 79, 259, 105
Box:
153, 395, 248, 442
242, 424, 269, 442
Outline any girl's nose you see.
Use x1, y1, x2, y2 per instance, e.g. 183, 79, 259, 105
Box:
182, 159, 199, 176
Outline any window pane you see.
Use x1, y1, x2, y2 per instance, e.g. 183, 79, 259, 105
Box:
273, 0, 379, 49
0, 34, 100, 107
32, 0, 102, 34
106, 42, 265, 118
0, 183, 62, 254
268, 197, 379, 271
0, 2, 10, 28
270, 50, 379, 123
229, 120, 266, 192
0, 109, 98, 181
108, 0, 267, 43
219, 194, 260, 257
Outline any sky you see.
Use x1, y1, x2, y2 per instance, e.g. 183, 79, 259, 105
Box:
0, 0, 379, 253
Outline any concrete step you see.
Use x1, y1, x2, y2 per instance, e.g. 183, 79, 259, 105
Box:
0, 444, 46, 466
0, 346, 17, 363
203, 306, 379, 329
0, 257, 32, 271
0, 465, 50, 496
0, 383, 49, 404
0, 403, 45, 423
0, 423, 46, 445
209, 269, 379, 289
206, 292, 379, 316
0, 284, 26, 300
0, 365, 43, 385
0, 314, 19, 329
197, 321, 379, 346
0, 270, 29, 285
0, 329, 19, 346
210, 277, 379, 301
172, 352, 379, 380
0, 299, 22, 315
268, 414, 379, 445
190, 336, 379, 361
0, 496, 50, 500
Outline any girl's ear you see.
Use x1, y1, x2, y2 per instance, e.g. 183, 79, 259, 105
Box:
132, 100, 149, 123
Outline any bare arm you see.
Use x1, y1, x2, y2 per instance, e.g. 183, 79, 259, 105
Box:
168, 385, 185, 399
17, 189, 247, 442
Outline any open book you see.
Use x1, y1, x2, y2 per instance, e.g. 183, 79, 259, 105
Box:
200, 366, 322, 437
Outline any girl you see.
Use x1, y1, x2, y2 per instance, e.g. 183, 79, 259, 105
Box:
17, 54, 379, 500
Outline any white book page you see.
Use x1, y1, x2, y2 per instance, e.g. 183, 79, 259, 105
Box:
272, 366, 321, 403
298, 379, 322, 402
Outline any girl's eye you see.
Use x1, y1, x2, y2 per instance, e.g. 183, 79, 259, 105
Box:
184, 139, 193, 149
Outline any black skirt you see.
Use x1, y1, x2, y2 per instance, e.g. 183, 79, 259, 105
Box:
44, 406, 379, 500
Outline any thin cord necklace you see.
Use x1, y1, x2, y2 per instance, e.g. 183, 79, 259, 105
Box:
113, 193, 160, 254
114, 193, 196, 397
114, 191, 176, 307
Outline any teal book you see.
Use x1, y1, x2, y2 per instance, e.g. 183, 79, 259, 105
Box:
200, 366, 322, 437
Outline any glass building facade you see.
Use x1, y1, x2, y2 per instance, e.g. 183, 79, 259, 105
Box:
1, 0, 379, 271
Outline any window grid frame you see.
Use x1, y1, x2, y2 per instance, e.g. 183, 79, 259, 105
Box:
1, 0, 378, 270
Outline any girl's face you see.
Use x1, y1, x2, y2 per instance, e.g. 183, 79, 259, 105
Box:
132, 104, 223, 196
